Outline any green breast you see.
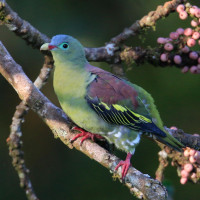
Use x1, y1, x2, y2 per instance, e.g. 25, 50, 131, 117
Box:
53, 60, 113, 134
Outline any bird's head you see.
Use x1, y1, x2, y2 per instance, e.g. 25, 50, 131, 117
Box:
40, 34, 86, 63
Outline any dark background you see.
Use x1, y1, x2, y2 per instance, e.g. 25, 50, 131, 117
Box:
0, 0, 200, 199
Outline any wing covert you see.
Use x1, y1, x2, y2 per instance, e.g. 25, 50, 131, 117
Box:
86, 96, 166, 137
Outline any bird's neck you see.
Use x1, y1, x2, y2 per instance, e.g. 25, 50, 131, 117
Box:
53, 56, 94, 101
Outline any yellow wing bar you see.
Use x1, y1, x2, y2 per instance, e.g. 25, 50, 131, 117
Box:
86, 96, 153, 132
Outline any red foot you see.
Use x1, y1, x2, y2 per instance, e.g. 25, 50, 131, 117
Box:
115, 153, 132, 179
71, 127, 104, 145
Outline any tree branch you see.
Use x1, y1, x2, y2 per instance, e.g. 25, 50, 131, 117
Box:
170, 128, 200, 151
0, 39, 168, 200
7, 55, 54, 200
0, 0, 199, 199
109, 0, 186, 45
120, 47, 200, 68
0, 0, 188, 66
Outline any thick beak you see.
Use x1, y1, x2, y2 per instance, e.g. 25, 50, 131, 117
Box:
40, 43, 49, 51
40, 43, 57, 51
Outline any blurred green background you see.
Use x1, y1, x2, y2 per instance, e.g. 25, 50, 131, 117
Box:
0, 0, 200, 199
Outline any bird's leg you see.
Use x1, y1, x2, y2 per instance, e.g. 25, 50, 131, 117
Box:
71, 126, 104, 145
115, 153, 132, 179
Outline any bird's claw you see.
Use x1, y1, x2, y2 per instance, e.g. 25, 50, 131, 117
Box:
115, 153, 132, 179
71, 126, 104, 145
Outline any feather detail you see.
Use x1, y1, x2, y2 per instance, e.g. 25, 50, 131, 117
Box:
86, 64, 138, 108
86, 96, 166, 137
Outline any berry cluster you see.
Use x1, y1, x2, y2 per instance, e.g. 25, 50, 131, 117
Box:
170, 127, 200, 184
157, 3, 200, 73
180, 146, 200, 184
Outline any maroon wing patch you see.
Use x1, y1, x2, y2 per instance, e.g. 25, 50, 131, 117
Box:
85, 63, 138, 108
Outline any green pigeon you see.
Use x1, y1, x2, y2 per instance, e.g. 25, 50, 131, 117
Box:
40, 35, 184, 178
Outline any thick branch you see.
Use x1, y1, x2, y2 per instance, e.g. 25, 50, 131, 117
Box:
109, 0, 186, 44
0, 41, 168, 200
0, 1, 49, 48
170, 128, 200, 151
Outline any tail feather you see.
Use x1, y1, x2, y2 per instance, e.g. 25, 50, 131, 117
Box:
155, 130, 185, 152
144, 127, 185, 152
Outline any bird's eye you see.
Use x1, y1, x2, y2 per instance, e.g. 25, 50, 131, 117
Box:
59, 42, 69, 49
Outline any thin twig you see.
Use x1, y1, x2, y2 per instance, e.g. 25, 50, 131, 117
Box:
120, 47, 200, 68
7, 56, 54, 200
155, 150, 169, 182
8, 102, 38, 200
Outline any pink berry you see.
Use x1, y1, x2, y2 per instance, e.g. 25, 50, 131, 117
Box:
176, 28, 184, 35
174, 55, 182, 64
192, 32, 200, 40
184, 163, 193, 172
165, 38, 173, 43
157, 37, 167, 44
194, 151, 200, 159
180, 177, 187, 184
191, 173, 196, 179
191, 20, 198, 27
160, 53, 168, 62
189, 149, 196, 156
181, 66, 189, 73
179, 11, 188, 20
199, 40, 200, 45
194, 8, 200, 18
170, 32, 179, 40
184, 28, 193, 36
187, 38, 196, 47
181, 170, 189, 178
189, 52, 198, 60
189, 7, 196, 15
181, 46, 190, 53
190, 66, 198, 74
176, 4, 185, 13
189, 156, 196, 163
198, 57, 200, 64
170, 126, 178, 130
184, 149, 190, 156
164, 43, 173, 51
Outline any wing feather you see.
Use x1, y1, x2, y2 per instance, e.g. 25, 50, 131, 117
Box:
85, 64, 166, 137
86, 96, 166, 137
85, 64, 184, 151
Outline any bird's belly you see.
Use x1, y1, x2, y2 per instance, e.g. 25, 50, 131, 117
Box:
103, 126, 141, 154
59, 97, 141, 154
59, 97, 114, 133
